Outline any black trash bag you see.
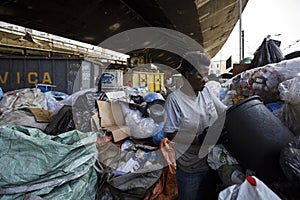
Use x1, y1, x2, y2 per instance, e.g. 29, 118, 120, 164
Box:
130, 94, 144, 104
121, 101, 148, 117
74, 91, 109, 113
95, 144, 163, 200
73, 91, 109, 132
280, 135, 300, 187
285, 51, 300, 60
96, 171, 159, 200
44, 105, 75, 135
250, 38, 285, 69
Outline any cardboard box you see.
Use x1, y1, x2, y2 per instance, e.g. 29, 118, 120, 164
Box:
91, 112, 101, 132
103, 125, 130, 143
29, 108, 52, 123
233, 64, 250, 76
97, 100, 130, 142
97, 101, 125, 127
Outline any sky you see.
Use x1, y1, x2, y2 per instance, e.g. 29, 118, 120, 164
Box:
212, 0, 300, 63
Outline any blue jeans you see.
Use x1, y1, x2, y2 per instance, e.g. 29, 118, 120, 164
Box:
176, 166, 217, 200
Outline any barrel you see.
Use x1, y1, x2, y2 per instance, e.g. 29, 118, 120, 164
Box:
224, 95, 294, 183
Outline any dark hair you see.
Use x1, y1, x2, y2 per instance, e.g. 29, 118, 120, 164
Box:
180, 59, 196, 78
179, 51, 210, 78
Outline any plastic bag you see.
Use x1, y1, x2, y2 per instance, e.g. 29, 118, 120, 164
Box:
206, 80, 222, 99
44, 105, 75, 135
278, 76, 300, 135
152, 122, 167, 145
144, 100, 165, 123
280, 135, 300, 187
0, 88, 47, 113
71, 89, 109, 132
0, 109, 48, 131
124, 109, 156, 139
207, 144, 239, 170
0, 88, 48, 130
144, 167, 178, 200
0, 87, 3, 101
95, 144, 163, 199
130, 94, 144, 104
228, 57, 300, 104
218, 176, 281, 200
250, 38, 284, 69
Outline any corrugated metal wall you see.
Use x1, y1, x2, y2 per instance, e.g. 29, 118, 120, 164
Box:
0, 57, 102, 94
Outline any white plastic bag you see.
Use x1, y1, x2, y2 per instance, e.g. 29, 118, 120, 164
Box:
218, 176, 281, 200
278, 75, 300, 135
207, 144, 239, 170
124, 109, 156, 139
229, 57, 300, 104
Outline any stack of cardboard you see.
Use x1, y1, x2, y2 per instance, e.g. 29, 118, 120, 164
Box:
92, 101, 130, 142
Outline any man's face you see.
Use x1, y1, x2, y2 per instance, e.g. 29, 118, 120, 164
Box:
187, 71, 207, 91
